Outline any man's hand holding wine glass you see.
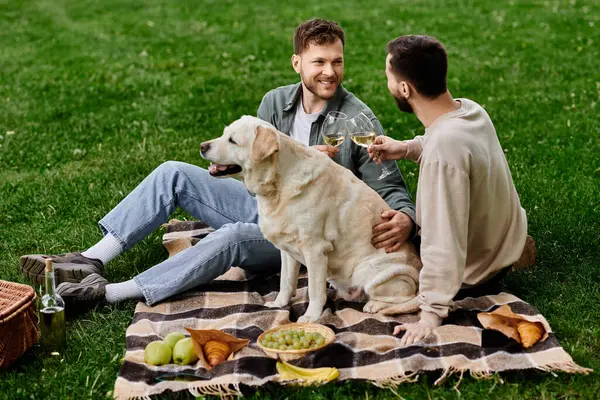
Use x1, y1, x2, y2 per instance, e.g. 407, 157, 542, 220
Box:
312, 144, 340, 158
367, 136, 409, 164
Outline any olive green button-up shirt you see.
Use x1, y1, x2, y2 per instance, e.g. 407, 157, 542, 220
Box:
257, 82, 416, 224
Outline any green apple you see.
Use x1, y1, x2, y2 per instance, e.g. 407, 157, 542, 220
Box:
172, 337, 199, 365
164, 332, 187, 349
144, 341, 172, 365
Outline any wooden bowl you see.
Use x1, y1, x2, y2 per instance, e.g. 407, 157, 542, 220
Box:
256, 323, 336, 361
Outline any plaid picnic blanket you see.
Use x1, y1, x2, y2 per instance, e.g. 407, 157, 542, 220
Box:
113, 266, 590, 399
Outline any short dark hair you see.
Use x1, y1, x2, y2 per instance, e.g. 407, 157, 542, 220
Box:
294, 19, 345, 55
386, 35, 448, 98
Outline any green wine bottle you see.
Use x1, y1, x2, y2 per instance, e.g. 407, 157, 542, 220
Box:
39, 258, 66, 352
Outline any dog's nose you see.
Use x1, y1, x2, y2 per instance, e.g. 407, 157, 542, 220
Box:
200, 142, 211, 154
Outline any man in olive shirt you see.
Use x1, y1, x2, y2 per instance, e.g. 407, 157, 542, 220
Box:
21, 19, 416, 310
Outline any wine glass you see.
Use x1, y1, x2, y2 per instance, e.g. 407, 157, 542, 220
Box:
321, 111, 347, 148
346, 112, 394, 180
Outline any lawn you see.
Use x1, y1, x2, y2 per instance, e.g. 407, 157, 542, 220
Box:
1, 0, 599, 398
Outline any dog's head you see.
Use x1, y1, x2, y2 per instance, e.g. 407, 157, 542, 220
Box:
200, 116, 280, 194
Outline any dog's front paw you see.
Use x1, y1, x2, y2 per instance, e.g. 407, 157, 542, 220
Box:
297, 313, 321, 323
363, 300, 389, 314
264, 299, 289, 308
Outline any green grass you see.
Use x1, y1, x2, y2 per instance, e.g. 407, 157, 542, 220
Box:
1, 0, 599, 398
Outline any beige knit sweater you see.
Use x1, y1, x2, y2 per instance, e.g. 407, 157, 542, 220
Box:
404, 98, 527, 323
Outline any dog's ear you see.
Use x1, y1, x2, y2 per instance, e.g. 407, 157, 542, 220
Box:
251, 125, 279, 162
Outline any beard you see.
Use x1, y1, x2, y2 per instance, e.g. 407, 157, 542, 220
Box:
394, 94, 414, 114
301, 72, 339, 101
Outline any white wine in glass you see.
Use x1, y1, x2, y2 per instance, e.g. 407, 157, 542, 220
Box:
322, 111, 347, 149
349, 131, 377, 147
347, 113, 394, 180
323, 134, 346, 147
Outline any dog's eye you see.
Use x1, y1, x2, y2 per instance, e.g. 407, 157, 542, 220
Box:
229, 137, 237, 145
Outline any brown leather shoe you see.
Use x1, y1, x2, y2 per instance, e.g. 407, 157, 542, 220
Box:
512, 235, 536, 271
56, 273, 108, 312
20, 252, 104, 286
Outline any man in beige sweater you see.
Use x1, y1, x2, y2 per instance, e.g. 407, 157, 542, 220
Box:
368, 35, 530, 346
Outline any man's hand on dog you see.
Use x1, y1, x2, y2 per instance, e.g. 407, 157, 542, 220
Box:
372, 210, 414, 252
312, 144, 339, 158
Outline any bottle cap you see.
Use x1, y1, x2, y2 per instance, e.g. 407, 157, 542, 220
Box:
45, 258, 53, 272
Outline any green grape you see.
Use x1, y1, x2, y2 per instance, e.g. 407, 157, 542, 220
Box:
264, 333, 272, 341
316, 337, 325, 346
279, 344, 288, 350
284, 334, 292, 343
278, 337, 286, 345
298, 330, 305, 337
260, 339, 268, 346
292, 342, 301, 350
301, 340, 310, 349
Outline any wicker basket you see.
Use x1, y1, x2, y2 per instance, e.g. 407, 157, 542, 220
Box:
0, 280, 39, 369
257, 323, 336, 361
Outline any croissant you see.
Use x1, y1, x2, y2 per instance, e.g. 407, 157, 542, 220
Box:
517, 321, 543, 348
204, 340, 231, 366
185, 328, 249, 368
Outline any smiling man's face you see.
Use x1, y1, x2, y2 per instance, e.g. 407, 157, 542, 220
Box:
293, 39, 344, 100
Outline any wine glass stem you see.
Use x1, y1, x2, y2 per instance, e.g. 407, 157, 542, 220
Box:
378, 163, 393, 180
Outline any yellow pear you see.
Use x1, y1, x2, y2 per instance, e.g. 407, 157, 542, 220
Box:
144, 341, 172, 366
172, 337, 199, 365
164, 332, 187, 349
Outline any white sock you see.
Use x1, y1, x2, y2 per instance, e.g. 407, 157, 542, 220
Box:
105, 280, 144, 304
82, 233, 123, 266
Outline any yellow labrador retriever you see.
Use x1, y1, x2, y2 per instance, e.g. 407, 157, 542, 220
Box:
201, 116, 421, 322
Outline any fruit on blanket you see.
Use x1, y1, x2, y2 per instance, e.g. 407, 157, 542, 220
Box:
164, 332, 187, 349
185, 328, 249, 368
144, 341, 172, 365
172, 337, 199, 365
204, 340, 231, 366
276, 360, 339, 384
517, 321, 543, 348
261, 329, 325, 350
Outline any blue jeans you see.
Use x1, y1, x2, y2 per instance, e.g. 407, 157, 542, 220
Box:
98, 161, 281, 305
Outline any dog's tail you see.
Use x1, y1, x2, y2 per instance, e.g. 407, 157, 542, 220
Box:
379, 297, 421, 315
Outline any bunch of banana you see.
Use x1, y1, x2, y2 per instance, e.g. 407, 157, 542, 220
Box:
276, 360, 339, 385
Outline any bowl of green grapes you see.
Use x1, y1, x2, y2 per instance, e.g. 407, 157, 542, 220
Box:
257, 323, 336, 360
